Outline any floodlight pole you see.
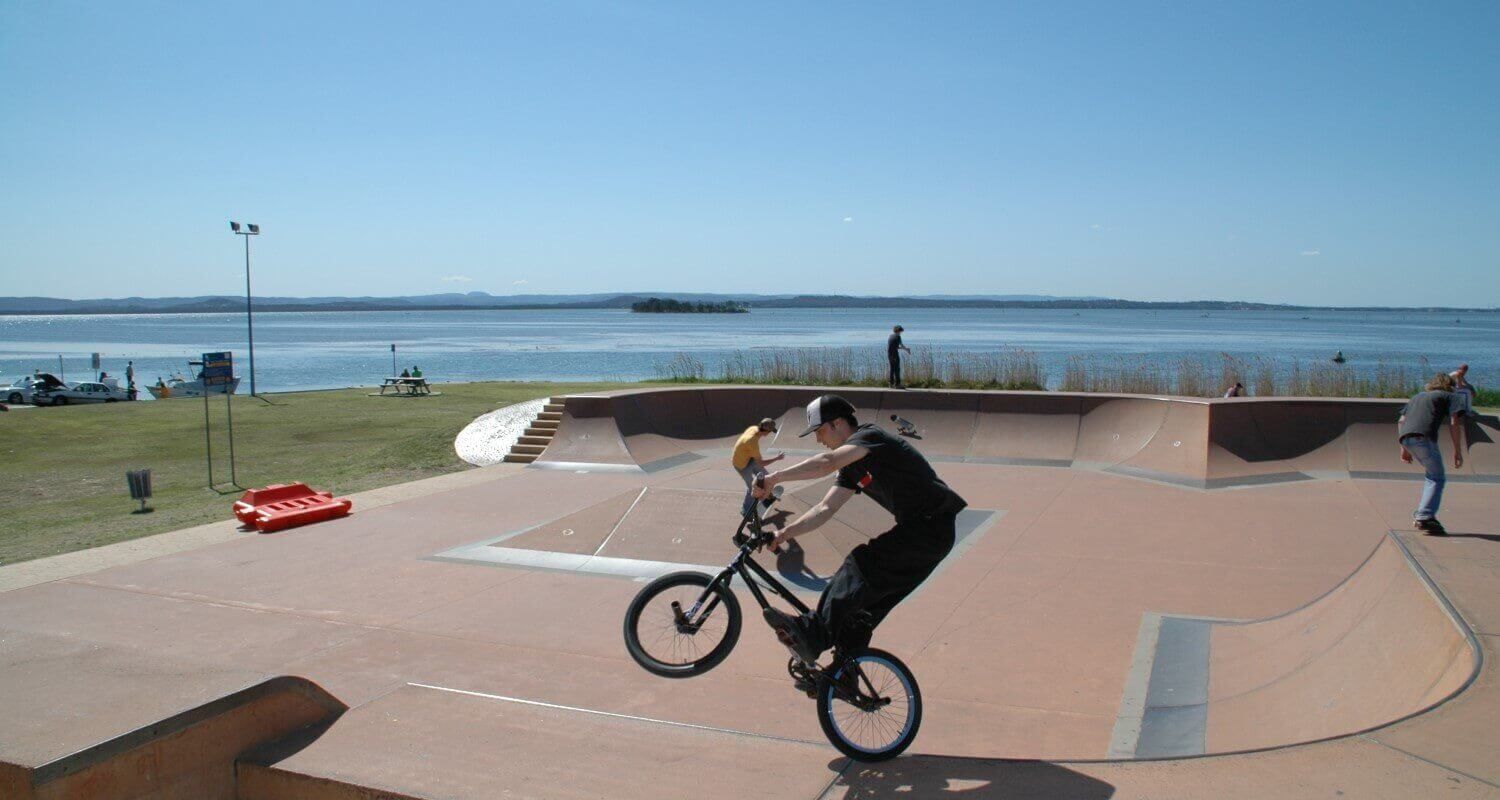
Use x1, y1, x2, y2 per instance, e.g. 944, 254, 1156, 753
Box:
230, 222, 260, 396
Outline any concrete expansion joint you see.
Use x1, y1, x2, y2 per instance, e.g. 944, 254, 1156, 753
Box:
1359, 735, 1500, 790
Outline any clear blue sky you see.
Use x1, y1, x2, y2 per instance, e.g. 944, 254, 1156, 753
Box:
2, 1, 1496, 306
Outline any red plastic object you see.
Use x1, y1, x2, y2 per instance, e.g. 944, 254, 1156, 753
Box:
233, 483, 352, 532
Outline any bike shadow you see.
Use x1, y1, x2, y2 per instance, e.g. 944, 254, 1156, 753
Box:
772, 535, 829, 592
828, 755, 1115, 799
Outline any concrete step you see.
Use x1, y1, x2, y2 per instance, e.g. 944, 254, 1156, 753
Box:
511, 444, 547, 455
530, 419, 560, 430
536, 411, 563, 421
523, 427, 555, 438
518, 435, 552, 446
548, 396, 569, 404
543, 403, 566, 413
503, 453, 538, 463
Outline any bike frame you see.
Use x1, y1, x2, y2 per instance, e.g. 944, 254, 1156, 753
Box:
687, 506, 810, 626
668, 500, 889, 711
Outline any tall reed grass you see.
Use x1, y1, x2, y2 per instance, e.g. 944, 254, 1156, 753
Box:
656, 346, 1046, 390
654, 348, 1441, 399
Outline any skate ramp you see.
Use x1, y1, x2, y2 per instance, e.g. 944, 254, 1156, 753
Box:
539, 387, 1498, 489
1118, 535, 1478, 758
1208, 399, 1499, 486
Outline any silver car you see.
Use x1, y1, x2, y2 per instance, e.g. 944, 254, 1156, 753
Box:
34, 381, 132, 406
2, 375, 62, 405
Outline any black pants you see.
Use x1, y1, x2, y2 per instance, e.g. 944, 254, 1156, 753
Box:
888, 355, 902, 387
810, 512, 957, 653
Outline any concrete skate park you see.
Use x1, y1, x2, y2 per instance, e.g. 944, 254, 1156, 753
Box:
3, 386, 1499, 799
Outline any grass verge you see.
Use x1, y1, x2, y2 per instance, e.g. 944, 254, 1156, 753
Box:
0, 381, 623, 565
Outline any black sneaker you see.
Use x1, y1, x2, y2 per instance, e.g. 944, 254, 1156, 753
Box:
763, 608, 820, 663
1415, 518, 1447, 535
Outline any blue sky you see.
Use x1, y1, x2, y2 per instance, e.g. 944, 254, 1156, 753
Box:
1, 1, 1496, 306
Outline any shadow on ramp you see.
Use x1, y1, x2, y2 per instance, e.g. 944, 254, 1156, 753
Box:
830, 755, 1114, 799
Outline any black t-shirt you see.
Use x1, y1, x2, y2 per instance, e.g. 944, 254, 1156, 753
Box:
836, 424, 967, 522
887, 333, 903, 357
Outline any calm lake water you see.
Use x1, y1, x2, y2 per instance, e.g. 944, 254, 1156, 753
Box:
0, 308, 1493, 395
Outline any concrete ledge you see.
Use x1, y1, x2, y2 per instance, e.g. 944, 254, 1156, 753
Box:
4, 676, 345, 800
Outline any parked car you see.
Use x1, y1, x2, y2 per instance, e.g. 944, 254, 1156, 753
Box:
33, 381, 132, 406
2, 373, 66, 405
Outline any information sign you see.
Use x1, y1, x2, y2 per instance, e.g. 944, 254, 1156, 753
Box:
202, 351, 235, 386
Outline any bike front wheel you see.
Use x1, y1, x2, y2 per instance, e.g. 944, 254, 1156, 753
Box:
817, 648, 922, 761
623, 571, 741, 678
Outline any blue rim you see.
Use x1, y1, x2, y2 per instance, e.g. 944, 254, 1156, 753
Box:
825, 654, 916, 754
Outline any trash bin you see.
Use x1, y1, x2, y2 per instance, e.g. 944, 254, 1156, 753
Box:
126, 468, 153, 513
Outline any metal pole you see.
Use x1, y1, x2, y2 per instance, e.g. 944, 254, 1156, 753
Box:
391, 344, 397, 377
224, 385, 237, 487
58, 355, 64, 383
244, 234, 256, 396
203, 384, 215, 488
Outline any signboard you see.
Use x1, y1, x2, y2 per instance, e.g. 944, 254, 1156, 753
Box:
201, 351, 235, 386
91, 352, 101, 370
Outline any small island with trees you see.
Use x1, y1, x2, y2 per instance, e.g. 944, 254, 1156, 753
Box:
631, 297, 749, 314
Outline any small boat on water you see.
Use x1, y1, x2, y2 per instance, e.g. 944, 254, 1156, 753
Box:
1332, 350, 1347, 364
147, 372, 241, 399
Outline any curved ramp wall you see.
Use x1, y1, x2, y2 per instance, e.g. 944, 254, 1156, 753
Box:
538, 387, 1497, 488
1122, 537, 1479, 758
1206, 536, 1477, 753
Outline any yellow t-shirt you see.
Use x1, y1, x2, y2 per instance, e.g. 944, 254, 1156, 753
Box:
731, 425, 764, 470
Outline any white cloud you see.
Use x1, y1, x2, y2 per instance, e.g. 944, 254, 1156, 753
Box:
1300, 249, 1320, 256
512, 279, 528, 285
843, 217, 854, 223
441, 275, 472, 282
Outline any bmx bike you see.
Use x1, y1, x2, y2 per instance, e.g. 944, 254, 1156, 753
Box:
622, 487, 922, 761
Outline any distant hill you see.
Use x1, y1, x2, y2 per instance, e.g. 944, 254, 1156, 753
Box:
0, 292, 1494, 315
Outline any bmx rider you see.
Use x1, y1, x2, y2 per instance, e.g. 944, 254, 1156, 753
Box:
754, 394, 966, 661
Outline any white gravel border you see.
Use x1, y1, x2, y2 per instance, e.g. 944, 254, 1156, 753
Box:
454, 398, 548, 466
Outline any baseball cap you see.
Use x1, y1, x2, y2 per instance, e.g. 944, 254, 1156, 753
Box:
798, 394, 857, 437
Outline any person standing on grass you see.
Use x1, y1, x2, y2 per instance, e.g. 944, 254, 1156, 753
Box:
732, 417, 785, 517
887, 325, 911, 389
1399, 373, 1470, 535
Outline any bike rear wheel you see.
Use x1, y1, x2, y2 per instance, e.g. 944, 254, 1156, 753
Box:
817, 648, 922, 761
623, 571, 741, 678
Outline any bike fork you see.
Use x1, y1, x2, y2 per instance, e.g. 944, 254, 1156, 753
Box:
674, 572, 734, 632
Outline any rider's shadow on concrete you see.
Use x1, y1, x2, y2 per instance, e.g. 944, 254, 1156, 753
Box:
828, 755, 1114, 799
773, 536, 828, 592
757, 508, 827, 591
1441, 533, 1500, 542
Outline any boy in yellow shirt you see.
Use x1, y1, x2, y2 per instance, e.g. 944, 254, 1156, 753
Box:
733, 417, 785, 517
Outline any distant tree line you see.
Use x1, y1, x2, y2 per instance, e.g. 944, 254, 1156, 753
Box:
630, 297, 749, 314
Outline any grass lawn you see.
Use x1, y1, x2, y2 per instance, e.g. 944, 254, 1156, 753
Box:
0, 381, 626, 565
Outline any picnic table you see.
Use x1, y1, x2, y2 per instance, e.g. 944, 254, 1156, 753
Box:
380, 377, 432, 396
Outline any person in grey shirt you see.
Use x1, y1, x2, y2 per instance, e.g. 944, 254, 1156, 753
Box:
1398, 372, 1470, 534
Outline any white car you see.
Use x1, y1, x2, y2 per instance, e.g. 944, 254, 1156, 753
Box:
2, 374, 65, 405
34, 381, 132, 406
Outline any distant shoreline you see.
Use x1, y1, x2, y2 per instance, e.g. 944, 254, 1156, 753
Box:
3, 296, 1496, 316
